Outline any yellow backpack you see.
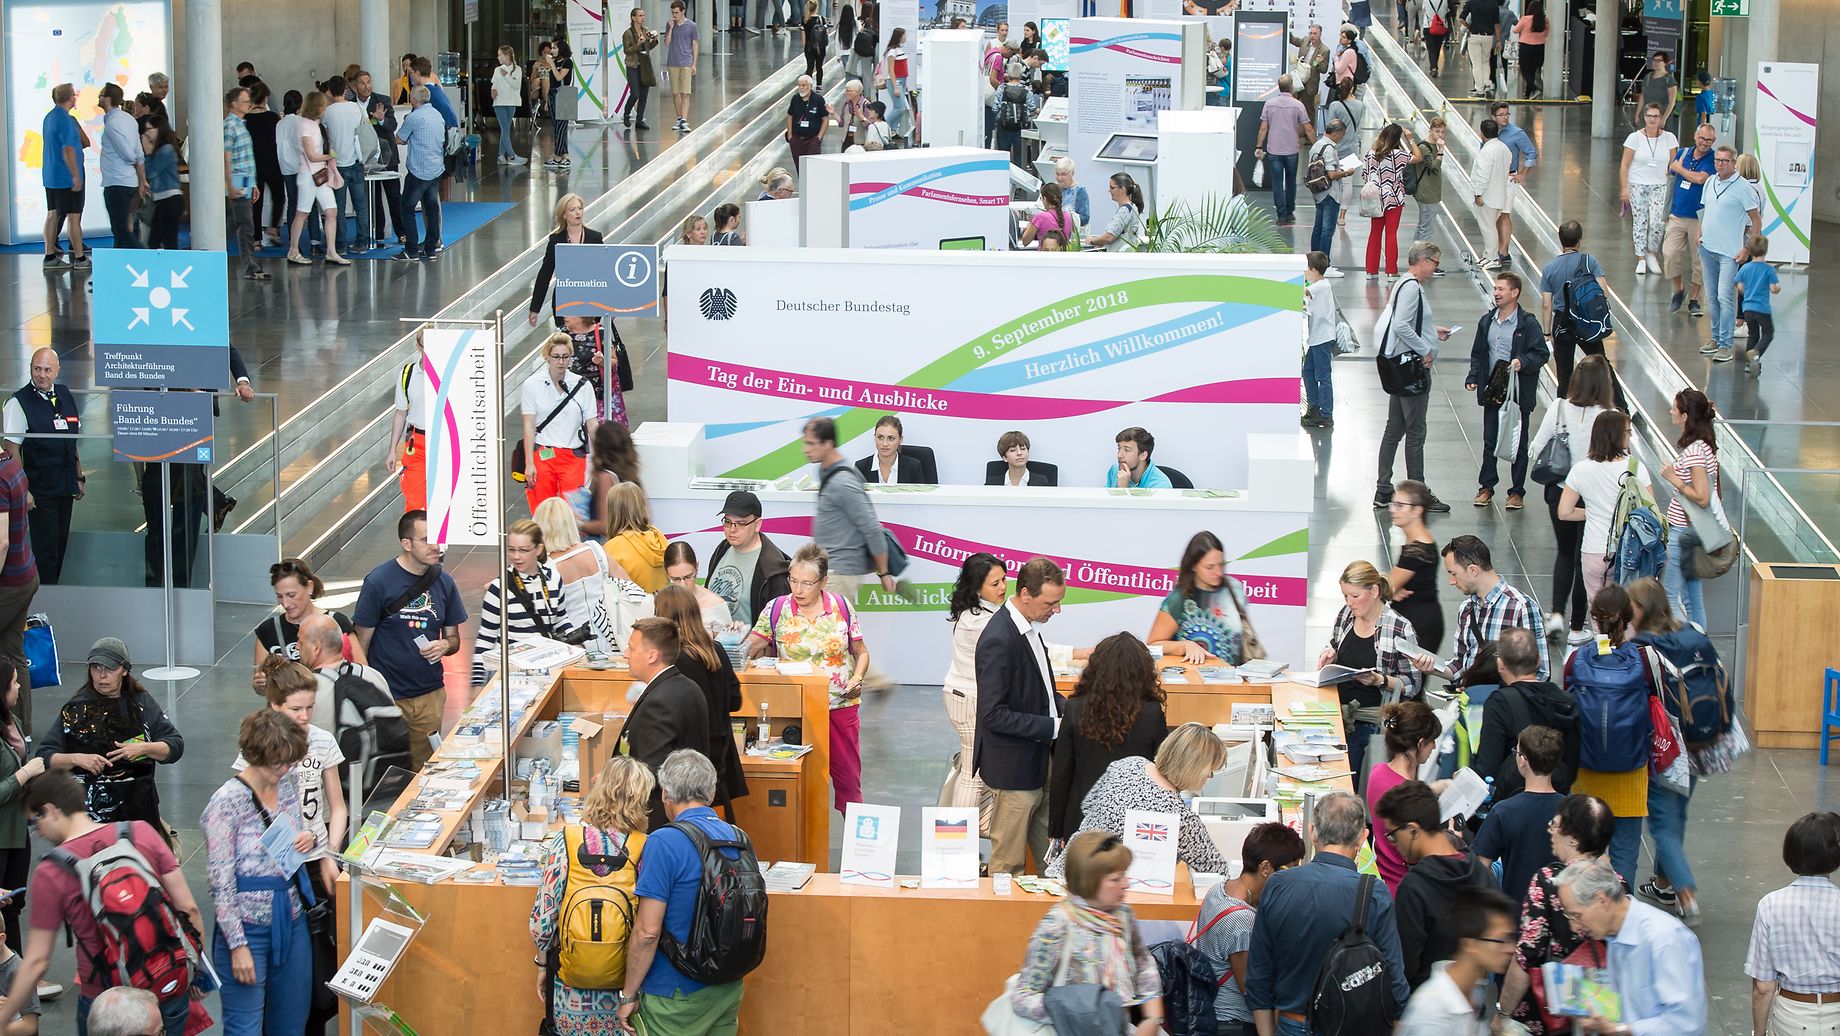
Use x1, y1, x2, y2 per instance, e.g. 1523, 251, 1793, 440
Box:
553, 826, 645, 990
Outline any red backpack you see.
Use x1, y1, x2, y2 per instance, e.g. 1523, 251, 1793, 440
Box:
49, 823, 198, 1002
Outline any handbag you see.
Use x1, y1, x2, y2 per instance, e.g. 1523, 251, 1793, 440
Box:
1045, 982, 1131, 1036
1482, 359, 1512, 407
1531, 407, 1574, 486
23, 613, 58, 688
1357, 177, 1384, 217
1644, 645, 1690, 794
1334, 319, 1359, 355
1689, 719, 1750, 776
982, 906, 1078, 1035
1495, 376, 1521, 462
312, 125, 333, 185
1678, 471, 1739, 578
1374, 280, 1431, 397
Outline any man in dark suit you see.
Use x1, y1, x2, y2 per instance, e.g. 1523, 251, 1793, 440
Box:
618, 617, 711, 829
853, 414, 937, 484
974, 557, 1068, 875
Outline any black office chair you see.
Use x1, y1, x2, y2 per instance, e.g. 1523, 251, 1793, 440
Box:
984, 460, 1060, 486
905, 445, 939, 484
1158, 466, 1195, 489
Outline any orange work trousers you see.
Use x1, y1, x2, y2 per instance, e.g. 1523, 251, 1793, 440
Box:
526, 447, 586, 513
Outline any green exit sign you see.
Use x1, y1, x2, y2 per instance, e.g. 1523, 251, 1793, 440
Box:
1712, 0, 1748, 15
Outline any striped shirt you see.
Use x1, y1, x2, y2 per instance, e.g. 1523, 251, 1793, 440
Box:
1746, 876, 1840, 993
1664, 439, 1718, 529
472, 562, 567, 686
1451, 577, 1549, 680
1364, 148, 1412, 211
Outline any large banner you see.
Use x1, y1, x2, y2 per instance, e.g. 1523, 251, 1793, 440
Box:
419, 329, 503, 545
1754, 62, 1819, 265
1069, 17, 1203, 229
652, 490, 1309, 679
664, 247, 1304, 488
804, 147, 1012, 249
567, 0, 609, 122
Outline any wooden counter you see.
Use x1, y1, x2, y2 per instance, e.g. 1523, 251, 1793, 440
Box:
1746, 564, 1840, 749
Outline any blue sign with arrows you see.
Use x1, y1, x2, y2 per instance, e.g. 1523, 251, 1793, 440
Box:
93, 250, 231, 389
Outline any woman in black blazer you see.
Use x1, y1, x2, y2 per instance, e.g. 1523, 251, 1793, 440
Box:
985, 429, 1058, 486
654, 586, 749, 812
527, 192, 605, 328
1047, 632, 1169, 840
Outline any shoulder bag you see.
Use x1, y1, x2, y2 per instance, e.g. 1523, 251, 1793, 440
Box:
381, 564, 443, 621
1678, 467, 1739, 578
1494, 374, 1522, 462
1531, 403, 1574, 485
1374, 280, 1431, 397
981, 905, 1077, 1035
512, 375, 590, 484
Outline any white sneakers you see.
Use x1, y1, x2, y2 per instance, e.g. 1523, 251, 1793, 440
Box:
1325, 266, 1346, 279
1635, 257, 1649, 275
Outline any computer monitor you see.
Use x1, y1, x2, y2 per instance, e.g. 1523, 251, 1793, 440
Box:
1095, 132, 1159, 164
938, 236, 987, 250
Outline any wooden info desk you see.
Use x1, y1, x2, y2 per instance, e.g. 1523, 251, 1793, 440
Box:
336, 665, 834, 1033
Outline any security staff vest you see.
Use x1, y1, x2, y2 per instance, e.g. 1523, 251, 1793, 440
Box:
11, 384, 80, 496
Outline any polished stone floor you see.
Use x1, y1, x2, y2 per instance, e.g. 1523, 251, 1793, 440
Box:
1, 27, 1830, 1034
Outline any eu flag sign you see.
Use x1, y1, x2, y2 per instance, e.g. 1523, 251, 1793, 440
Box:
92, 250, 231, 389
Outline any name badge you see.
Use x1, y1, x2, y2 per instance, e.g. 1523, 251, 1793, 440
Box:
52, 418, 68, 431
798, 118, 812, 130
538, 446, 556, 461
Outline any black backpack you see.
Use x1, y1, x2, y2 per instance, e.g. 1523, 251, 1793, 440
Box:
1309, 874, 1396, 1036
332, 663, 409, 799
657, 819, 769, 986
1352, 48, 1371, 86
853, 28, 876, 57
1150, 940, 1221, 1036
996, 83, 1030, 132
1561, 257, 1613, 343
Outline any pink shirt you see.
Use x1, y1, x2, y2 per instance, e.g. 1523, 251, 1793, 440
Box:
1030, 209, 1074, 239
1366, 761, 1411, 894
1335, 47, 1358, 85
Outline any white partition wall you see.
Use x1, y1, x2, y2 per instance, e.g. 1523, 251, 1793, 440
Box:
663, 246, 1305, 489
803, 146, 1012, 249
919, 29, 988, 148
1157, 108, 1237, 216
640, 423, 1314, 680
744, 197, 802, 246
1068, 17, 1206, 230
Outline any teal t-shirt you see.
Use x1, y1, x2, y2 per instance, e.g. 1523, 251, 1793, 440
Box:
1106, 463, 1173, 489
1735, 259, 1779, 314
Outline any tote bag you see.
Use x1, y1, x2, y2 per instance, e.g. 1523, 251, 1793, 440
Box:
982, 908, 1076, 1036
1495, 377, 1522, 462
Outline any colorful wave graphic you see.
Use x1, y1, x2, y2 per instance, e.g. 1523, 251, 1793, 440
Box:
849, 158, 1010, 211
422, 350, 466, 543
1070, 32, 1182, 64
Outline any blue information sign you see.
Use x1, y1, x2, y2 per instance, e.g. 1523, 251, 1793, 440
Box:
111, 392, 215, 465
93, 250, 231, 389
553, 243, 661, 319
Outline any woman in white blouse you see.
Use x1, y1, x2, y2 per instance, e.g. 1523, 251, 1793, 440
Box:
1620, 102, 1679, 277
940, 552, 1087, 831
286, 90, 347, 266
1526, 354, 1616, 645
532, 498, 611, 653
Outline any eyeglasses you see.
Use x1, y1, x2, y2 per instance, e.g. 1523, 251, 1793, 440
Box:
789, 577, 822, 589
720, 516, 759, 530
1387, 500, 1422, 511
1558, 906, 1586, 922
1475, 935, 1515, 945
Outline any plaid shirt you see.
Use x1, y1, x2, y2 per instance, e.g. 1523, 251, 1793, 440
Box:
1450, 577, 1549, 679
1325, 604, 1423, 699
222, 113, 255, 191
1746, 876, 1840, 993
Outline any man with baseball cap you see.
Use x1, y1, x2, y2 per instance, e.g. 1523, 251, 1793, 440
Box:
703, 490, 790, 626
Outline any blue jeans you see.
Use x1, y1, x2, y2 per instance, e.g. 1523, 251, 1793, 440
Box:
1663, 532, 1706, 630
1304, 340, 1335, 417
1608, 814, 1643, 887
1699, 245, 1738, 349
1266, 152, 1299, 219
337, 162, 370, 252
401, 173, 443, 256
1311, 192, 1340, 255
1646, 774, 1697, 892
495, 105, 518, 157
214, 912, 313, 1036
78, 990, 190, 1035
1347, 720, 1378, 781
1278, 1015, 1317, 1036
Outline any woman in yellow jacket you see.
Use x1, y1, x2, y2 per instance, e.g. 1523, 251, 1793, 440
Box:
602, 482, 667, 592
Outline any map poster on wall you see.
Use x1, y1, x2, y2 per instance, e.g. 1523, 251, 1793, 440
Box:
3, 0, 173, 243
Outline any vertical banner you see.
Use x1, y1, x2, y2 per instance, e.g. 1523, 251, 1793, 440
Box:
1754, 62, 1819, 265
1231, 9, 1287, 189
568, 0, 610, 122
419, 329, 503, 545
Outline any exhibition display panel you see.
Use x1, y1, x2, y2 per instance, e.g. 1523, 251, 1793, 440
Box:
1067, 17, 1206, 228
803, 146, 1014, 250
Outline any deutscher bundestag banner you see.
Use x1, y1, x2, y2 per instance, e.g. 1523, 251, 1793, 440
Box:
664, 247, 1306, 489
419, 329, 502, 545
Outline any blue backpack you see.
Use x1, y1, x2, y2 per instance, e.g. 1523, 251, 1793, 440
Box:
1610, 459, 1666, 585
1562, 258, 1613, 343
1636, 627, 1733, 748
1565, 643, 1655, 772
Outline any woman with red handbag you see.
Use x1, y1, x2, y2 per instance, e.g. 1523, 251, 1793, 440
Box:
1492, 794, 1618, 1035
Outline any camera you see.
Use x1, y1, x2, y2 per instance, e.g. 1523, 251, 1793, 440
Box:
556, 624, 595, 647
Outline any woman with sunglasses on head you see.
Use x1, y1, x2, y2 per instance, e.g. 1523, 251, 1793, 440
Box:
1384, 480, 1445, 654
1492, 794, 1619, 1035
252, 557, 364, 693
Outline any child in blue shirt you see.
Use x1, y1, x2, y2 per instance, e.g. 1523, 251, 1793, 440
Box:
1735, 233, 1781, 375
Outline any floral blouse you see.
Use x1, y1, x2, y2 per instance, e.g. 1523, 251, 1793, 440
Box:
1041, 756, 1226, 880
750, 591, 863, 709
1513, 862, 1603, 1035
201, 776, 305, 950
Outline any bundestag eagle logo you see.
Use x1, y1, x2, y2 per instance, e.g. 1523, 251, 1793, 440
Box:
699, 287, 738, 321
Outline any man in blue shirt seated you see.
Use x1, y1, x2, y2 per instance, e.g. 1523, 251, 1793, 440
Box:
1489, 102, 1537, 181
1246, 790, 1410, 1036
619, 750, 751, 1035
1105, 426, 1173, 489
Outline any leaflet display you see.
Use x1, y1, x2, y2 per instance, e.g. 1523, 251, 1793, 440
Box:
663, 246, 1306, 489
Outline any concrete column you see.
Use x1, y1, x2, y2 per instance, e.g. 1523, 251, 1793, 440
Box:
1737, 1, 1780, 154
186, 0, 227, 248
1546, 0, 1567, 98
410, 0, 434, 66
364, 0, 393, 95
1590, 3, 1615, 137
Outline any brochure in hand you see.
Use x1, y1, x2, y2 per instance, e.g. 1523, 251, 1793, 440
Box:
1290, 664, 1381, 687
1540, 961, 1621, 1021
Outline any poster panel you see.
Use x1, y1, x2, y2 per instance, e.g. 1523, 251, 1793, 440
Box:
567, 0, 609, 122
842, 148, 1012, 248
1068, 17, 1199, 229
419, 329, 503, 546
111, 391, 213, 464
1754, 62, 1819, 265
663, 247, 1305, 489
